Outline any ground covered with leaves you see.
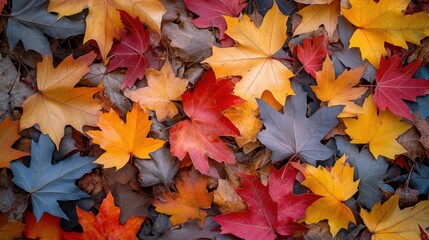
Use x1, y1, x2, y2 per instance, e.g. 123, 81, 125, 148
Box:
0, 0, 429, 239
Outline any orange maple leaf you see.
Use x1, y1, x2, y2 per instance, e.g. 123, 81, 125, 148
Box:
24, 212, 62, 240
154, 168, 214, 226
0, 117, 29, 168
86, 104, 165, 170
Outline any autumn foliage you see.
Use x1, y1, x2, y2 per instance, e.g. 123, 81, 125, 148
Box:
1, 0, 429, 239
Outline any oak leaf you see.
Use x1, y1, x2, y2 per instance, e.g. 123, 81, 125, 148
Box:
361, 194, 429, 240
48, 0, 166, 61
154, 168, 214, 226
296, 35, 331, 78
312, 56, 367, 117
125, 61, 188, 122
68, 192, 144, 240
204, 1, 294, 108
294, 156, 359, 236
0, 117, 29, 168
169, 69, 244, 175
20, 52, 101, 149
184, 0, 247, 46
24, 212, 61, 240
342, 0, 429, 68
294, 0, 340, 38
374, 55, 429, 120
344, 95, 412, 159
86, 104, 165, 170
107, 11, 159, 89
0, 213, 25, 240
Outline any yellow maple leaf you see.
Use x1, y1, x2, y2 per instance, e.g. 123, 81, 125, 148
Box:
154, 168, 214, 226
294, 0, 340, 38
343, 95, 412, 159
295, 155, 359, 236
361, 194, 429, 240
125, 62, 188, 122
224, 102, 262, 147
312, 56, 367, 117
342, 0, 429, 68
0, 117, 29, 168
86, 104, 165, 169
20, 53, 101, 149
48, 0, 166, 61
204, 1, 294, 108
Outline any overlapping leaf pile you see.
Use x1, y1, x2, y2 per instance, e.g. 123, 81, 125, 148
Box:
0, 0, 429, 239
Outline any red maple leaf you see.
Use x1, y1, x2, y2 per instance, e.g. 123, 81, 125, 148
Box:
184, 0, 247, 47
297, 35, 331, 78
106, 11, 159, 89
169, 69, 244, 175
214, 164, 320, 240
374, 55, 429, 120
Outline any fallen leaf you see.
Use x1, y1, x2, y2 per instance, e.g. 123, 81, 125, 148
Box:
374, 55, 429, 120
48, 0, 166, 61
342, 0, 429, 68
106, 11, 160, 89
169, 69, 244, 175
134, 146, 179, 187
7, 0, 84, 57
125, 61, 188, 122
294, 156, 359, 236
0, 213, 25, 240
20, 52, 101, 149
312, 56, 367, 117
159, 217, 219, 240
294, 0, 340, 38
361, 194, 429, 240
24, 212, 61, 240
154, 168, 214, 226
73, 192, 144, 239
0, 117, 29, 168
184, 0, 247, 46
214, 178, 247, 214
0, 169, 28, 221
257, 81, 343, 165
10, 134, 96, 221
410, 162, 429, 195
344, 95, 412, 159
295, 0, 335, 4
86, 104, 165, 169
296, 35, 331, 78
204, 1, 294, 108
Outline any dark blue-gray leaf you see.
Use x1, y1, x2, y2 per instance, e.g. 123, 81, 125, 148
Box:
7, 0, 85, 57
257, 81, 343, 165
10, 134, 95, 221
410, 162, 429, 194
335, 136, 388, 209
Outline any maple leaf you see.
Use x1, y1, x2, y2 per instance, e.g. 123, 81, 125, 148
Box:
342, 0, 429, 68
361, 194, 429, 240
183, 0, 247, 46
7, 0, 85, 58
374, 55, 429, 120
344, 95, 412, 159
24, 212, 61, 240
154, 168, 214, 226
67, 192, 144, 240
294, 155, 359, 236
169, 69, 244, 175
296, 0, 335, 3
214, 165, 319, 240
125, 61, 188, 122
204, 1, 294, 108
312, 56, 367, 117
296, 35, 331, 78
10, 134, 96, 221
48, 0, 166, 61
0, 213, 25, 240
20, 52, 101, 149
86, 104, 165, 170
107, 11, 158, 89
257, 81, 343, 165
0, 117, 29, 168
224, 102, 262, 147
294, 0, 340, 38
